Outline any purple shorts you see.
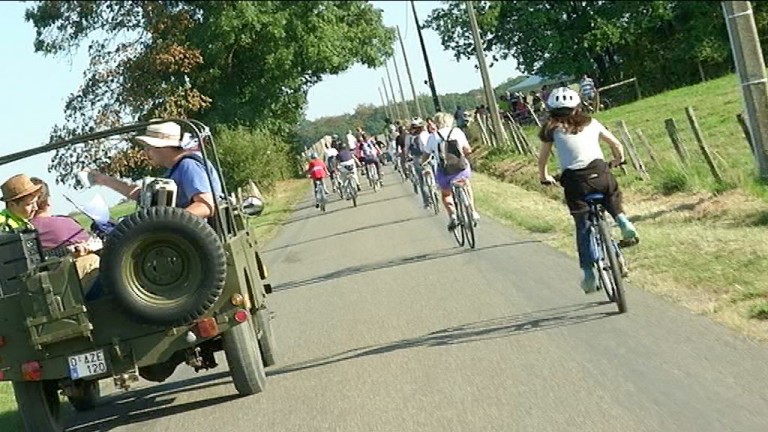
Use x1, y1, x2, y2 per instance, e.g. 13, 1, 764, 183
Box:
436, 166, 472, 190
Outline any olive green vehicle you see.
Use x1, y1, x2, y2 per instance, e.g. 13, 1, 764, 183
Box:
0, 119, 278, 432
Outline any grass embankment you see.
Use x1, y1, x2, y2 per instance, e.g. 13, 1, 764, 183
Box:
473, 72, 768, 340
0, 179, 308, 430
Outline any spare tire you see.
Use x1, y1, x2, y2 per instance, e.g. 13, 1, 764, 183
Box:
101, 207, 227, 326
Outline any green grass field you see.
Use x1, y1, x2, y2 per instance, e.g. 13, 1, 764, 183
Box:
473, 72, 768, 340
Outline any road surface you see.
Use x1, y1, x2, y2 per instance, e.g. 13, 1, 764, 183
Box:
65, 171, 768, 432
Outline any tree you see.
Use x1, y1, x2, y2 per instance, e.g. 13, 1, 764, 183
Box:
25, 1, 395, 185
425, 1, 768, 98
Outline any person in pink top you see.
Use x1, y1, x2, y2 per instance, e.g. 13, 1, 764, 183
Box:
29, 177, 101, 292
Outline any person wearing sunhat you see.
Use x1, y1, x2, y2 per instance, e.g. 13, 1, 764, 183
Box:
86, 121, 223, 219
0, 174, 43, 231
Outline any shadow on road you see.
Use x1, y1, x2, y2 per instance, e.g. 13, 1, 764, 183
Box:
268, 301, 616, 378
272, 240, 540, 293
65, 371, 236, 432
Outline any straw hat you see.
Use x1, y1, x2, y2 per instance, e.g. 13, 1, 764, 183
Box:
1, 174, 42, 202
133, 122, 183, 148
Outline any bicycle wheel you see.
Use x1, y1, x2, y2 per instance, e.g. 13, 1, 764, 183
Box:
451, 188, 465, 247
431, 189, 440, 215
462, 187, 476, 249
598, 220, 626, 313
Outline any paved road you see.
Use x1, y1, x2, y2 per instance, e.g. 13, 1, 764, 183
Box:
66, 171, 768, 432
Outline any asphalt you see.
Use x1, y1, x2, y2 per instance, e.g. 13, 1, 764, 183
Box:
65, 167, 768, 432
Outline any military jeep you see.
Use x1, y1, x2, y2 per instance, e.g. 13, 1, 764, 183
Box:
0, 119, 277, 432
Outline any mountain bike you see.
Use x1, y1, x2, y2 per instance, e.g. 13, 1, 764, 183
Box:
450, 179, 476, 249
313, 179, 326, 212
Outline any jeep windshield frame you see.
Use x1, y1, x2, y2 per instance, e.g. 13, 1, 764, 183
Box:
0, 118, 235, 241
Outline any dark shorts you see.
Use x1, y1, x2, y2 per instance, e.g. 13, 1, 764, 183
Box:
436, 166, 472, 191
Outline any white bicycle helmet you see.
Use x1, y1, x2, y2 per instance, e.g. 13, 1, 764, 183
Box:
547, 87, 581, 110
410, 117, 424, 128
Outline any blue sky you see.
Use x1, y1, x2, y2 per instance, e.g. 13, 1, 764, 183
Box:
0, 1, 520, 213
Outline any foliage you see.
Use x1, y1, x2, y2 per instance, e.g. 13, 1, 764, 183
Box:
214, 126, 299, 193
24, 1, 394, 185
295, 75, 529, 149
425, 1, 768, 96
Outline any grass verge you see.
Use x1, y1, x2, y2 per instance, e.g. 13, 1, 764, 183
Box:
471, 172, 768, 341
0, 179, 308, 429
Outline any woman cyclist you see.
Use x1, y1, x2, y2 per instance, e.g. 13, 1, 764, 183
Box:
423, 112, 479, 231
537, 87, 638, 294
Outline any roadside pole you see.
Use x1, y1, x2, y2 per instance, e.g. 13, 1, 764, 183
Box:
397, 25, 423, 119
723, 1, 768, 179
466, 0, 507, 147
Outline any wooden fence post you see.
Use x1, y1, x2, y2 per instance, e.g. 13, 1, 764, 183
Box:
664, 118, 690, 166
736, 113, 756, 156
684, 106, 724, 183
616, 120, 650, 179
634, 128, 660, 168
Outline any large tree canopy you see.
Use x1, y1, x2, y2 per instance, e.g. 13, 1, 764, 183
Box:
425, 1, 768, 96
25, 1, 395, 185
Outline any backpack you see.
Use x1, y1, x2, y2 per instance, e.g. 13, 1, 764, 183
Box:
408, 135, 424, 157
436, 128, 467, 175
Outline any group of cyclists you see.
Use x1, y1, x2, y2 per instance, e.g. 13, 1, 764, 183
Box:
306, 85, 640, 295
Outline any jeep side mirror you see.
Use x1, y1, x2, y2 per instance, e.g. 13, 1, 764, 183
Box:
241, 197, 264, 217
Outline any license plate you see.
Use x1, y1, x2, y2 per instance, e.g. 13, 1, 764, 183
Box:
68, 349, 108, 379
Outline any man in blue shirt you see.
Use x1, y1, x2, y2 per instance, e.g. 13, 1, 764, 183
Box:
87, 122, 223, 219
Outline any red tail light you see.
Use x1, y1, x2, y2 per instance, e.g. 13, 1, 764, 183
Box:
196, 317, 219, 338
21, 361, 42, 381
0, 336, 6, 347
233, 309, 249, 323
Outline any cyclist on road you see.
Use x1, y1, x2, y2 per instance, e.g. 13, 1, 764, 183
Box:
424, 112, 479, 231
338, 143, 362, 192
359, 133, 383, 185
537, 87, 638, 294
306, 152, 330, 208
409, 117, 431, 208
325, 137, 340, 191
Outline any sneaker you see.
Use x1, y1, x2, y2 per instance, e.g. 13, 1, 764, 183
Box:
581, 268, 598, 294
616, 214, 637, 241
447, 218, 458, 231
472, 211, 480, 222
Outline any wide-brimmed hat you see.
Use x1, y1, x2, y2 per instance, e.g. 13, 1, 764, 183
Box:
133, 122, 183, 148
1, 174, 42, 202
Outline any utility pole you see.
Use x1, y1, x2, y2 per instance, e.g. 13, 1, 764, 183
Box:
723, 1, 768, 179
397, 25, 423, 118
392, 57, 411, 120
411, 0, 441, 113
378, 87, 392, 121
466, 0, 507, 147
384, 63, 403, 121
381, 77, 400, 121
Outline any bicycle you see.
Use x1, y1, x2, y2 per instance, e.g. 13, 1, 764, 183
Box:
541, 163, 631, 313
313, 179, 327, 212
450, 179, 476, 249
366, 161, 381, 192
407, 159, 419, 195
421, 157, 441, 216
584, 191, 628, 313
339, 166, 358, 207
